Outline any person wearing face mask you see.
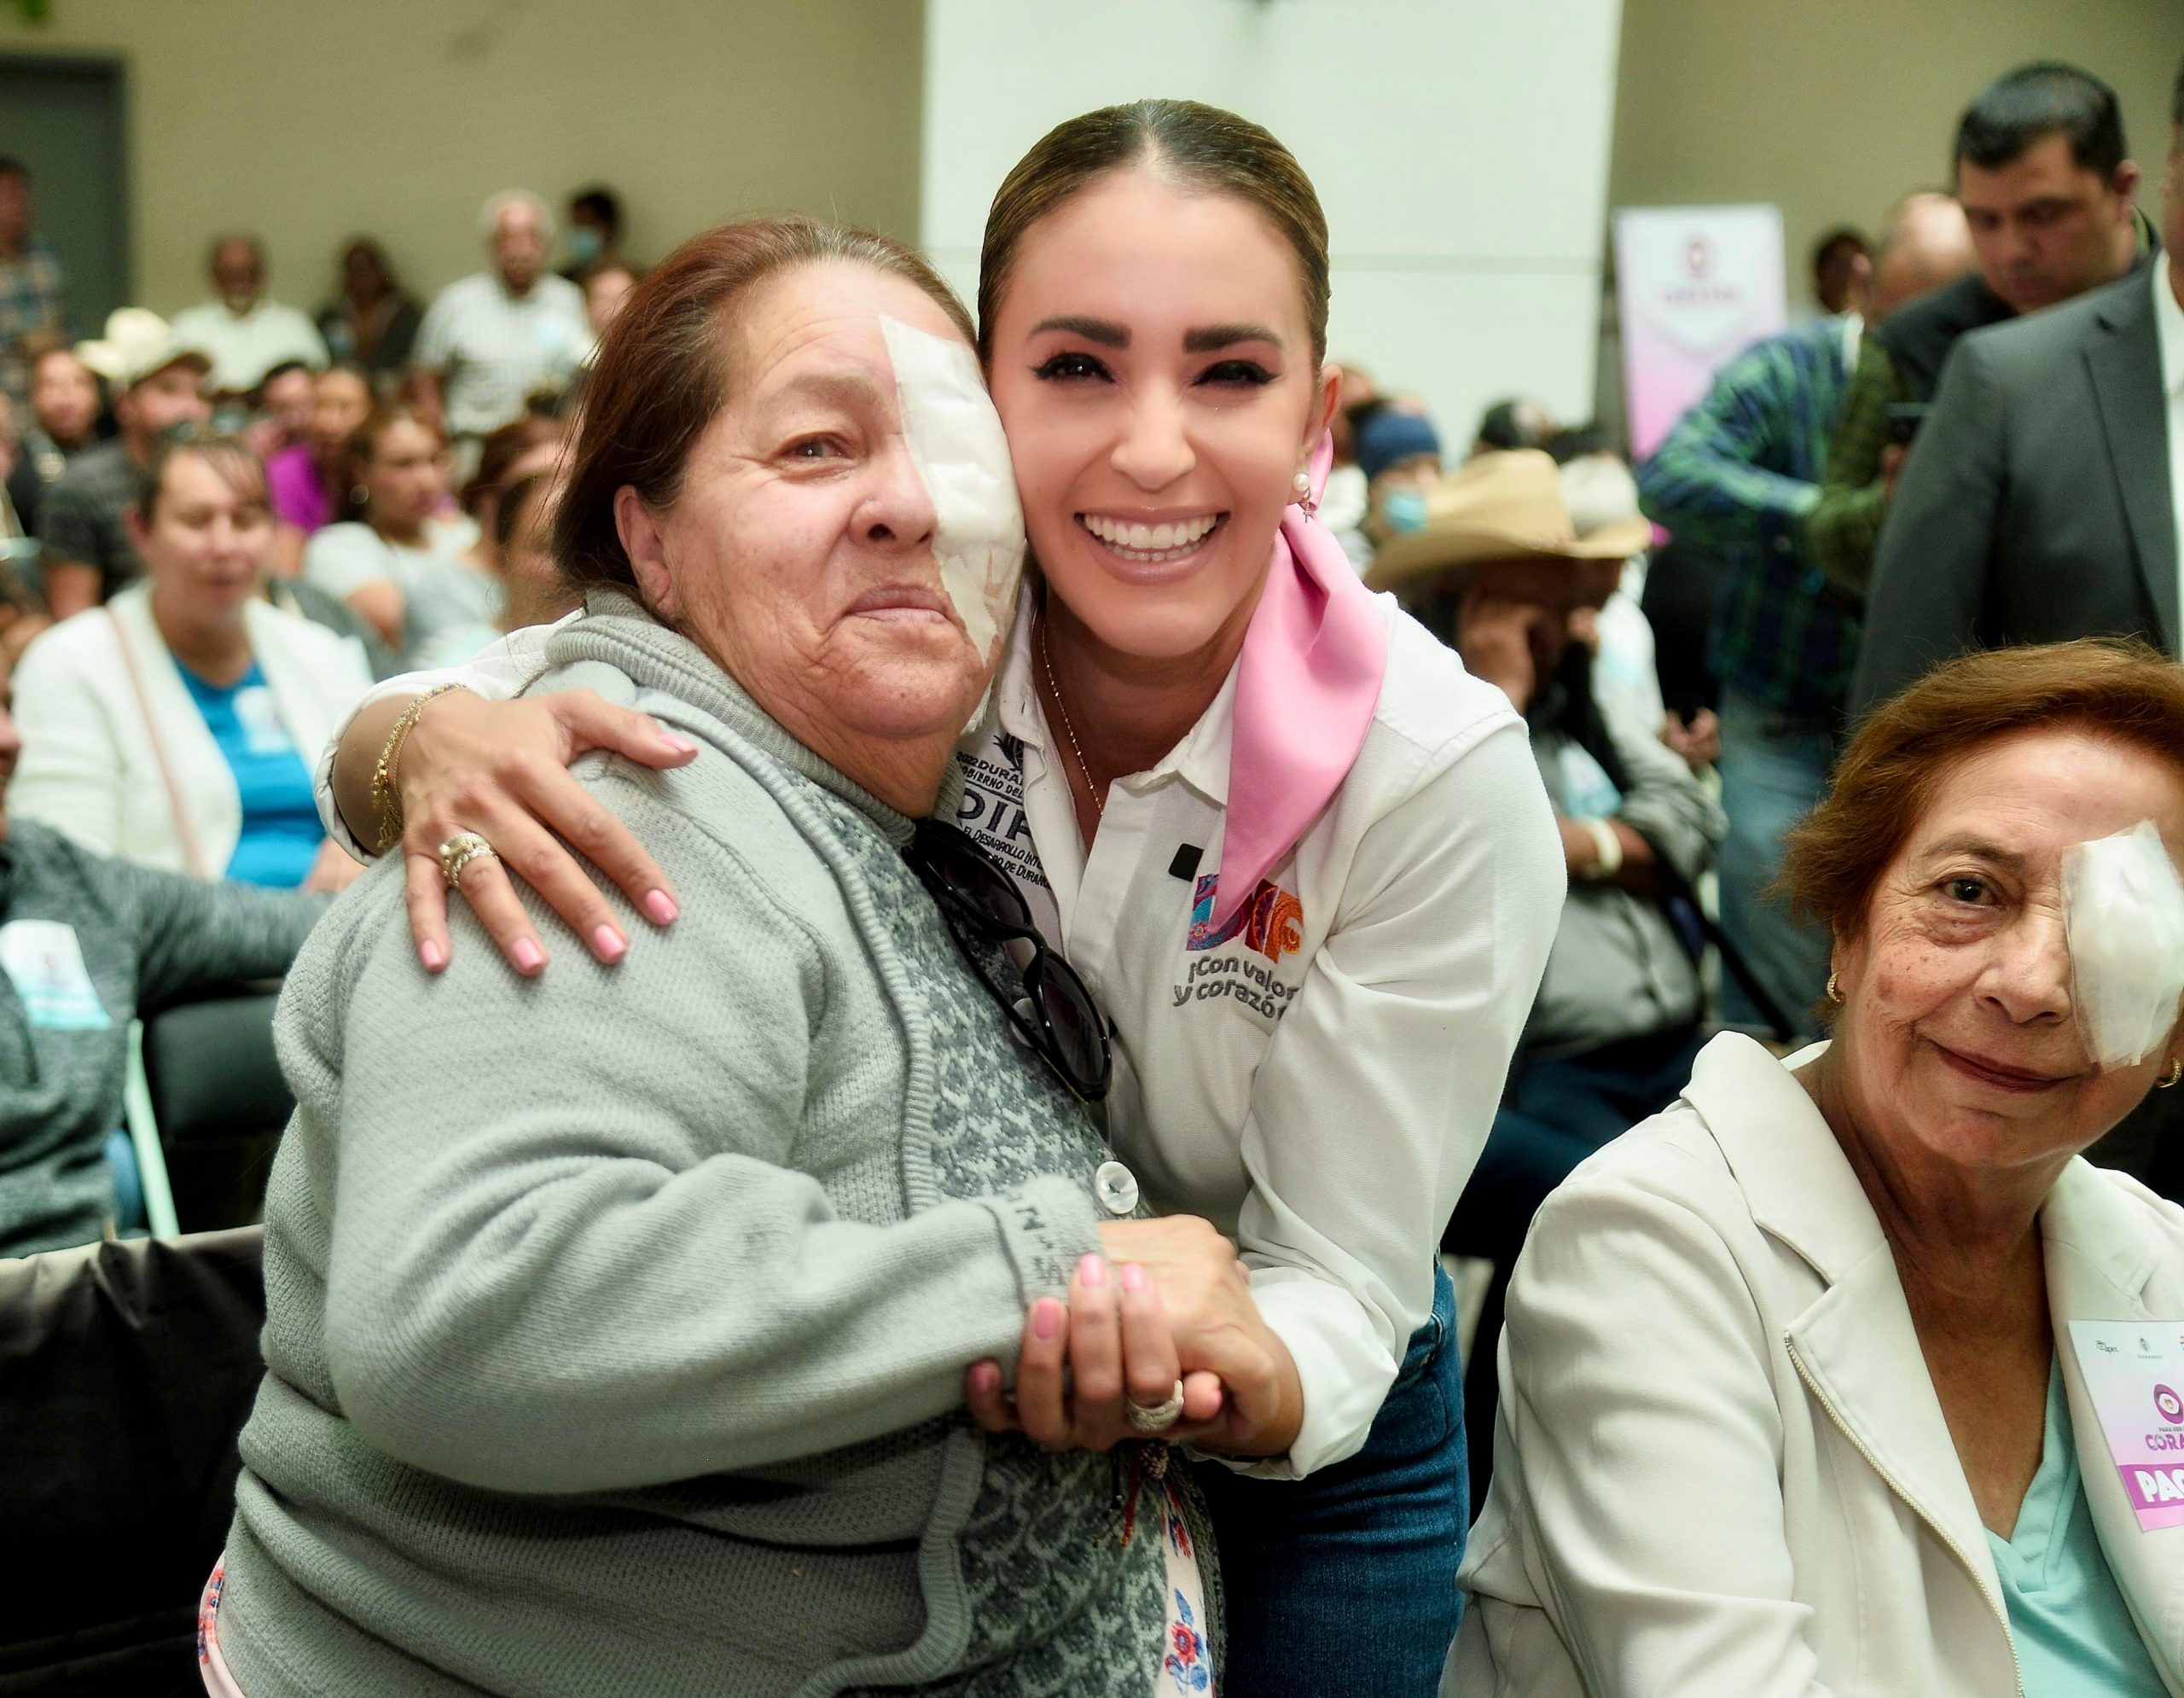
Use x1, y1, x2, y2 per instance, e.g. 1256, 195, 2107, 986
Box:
308, 101, 1564, 1695
1345, 402, 1443, 573
559, 185, 628, 282
37, 310, 212, 618
1458, 639, 2184, 1698
11, 433, 369, 890
304, 402, 495, 665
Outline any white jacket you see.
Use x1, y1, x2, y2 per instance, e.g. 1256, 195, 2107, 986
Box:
1453, 1032, 2184, 1698
12, 581, 371, 877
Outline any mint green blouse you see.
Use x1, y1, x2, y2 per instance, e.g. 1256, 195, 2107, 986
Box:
1985, 1359, 2169, 1696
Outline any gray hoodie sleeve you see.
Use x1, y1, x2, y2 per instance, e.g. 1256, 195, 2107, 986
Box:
311, 793, 1098, 1496
75, 847, 326, 1005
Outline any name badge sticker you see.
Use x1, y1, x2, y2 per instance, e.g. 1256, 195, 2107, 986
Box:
0, 920, 113, 1032
233, 684, 296, 759
2067, 1319, 2184, 1530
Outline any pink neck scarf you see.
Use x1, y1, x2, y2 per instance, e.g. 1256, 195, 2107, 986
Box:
1210, 432, 1390, 927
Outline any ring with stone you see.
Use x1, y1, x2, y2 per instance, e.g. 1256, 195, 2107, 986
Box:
1124, 1379, 1188, 1434
438, 831, 499, 889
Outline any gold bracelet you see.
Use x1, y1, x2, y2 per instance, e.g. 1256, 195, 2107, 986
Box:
370, 683, 469, 855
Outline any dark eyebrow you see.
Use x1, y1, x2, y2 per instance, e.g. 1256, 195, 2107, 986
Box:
1182, 323, 1285, 353
1028, 315, 1129, 348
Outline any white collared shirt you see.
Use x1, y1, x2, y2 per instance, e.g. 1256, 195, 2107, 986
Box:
952, 593, 1561, 1474
2152, 256, 2184, 625
170, 297, 328, 393
317, 590, 1564, 1477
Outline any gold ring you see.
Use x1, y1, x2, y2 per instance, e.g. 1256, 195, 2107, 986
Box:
1124, 1379, 1187, 1434
439, 831, 498, 889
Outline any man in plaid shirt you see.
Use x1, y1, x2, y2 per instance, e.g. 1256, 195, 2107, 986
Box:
0, 159, 67, 415
1636, 194, 1972, 1033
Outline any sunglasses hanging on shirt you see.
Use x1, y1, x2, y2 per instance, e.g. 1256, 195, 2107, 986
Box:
903, 819, 1114, 1104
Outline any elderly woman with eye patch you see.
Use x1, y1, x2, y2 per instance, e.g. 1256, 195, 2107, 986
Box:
194, 218, 1291, 1698
1453, 638, 2184, 1698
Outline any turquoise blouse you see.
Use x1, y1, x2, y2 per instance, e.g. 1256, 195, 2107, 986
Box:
177, 660, 323, 888
1986, 1358, 2169, 1696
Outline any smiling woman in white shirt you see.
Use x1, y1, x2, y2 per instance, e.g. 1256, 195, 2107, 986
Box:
311, 101, 1562, 1695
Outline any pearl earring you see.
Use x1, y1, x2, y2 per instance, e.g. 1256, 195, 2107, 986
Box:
1292, 470, 1311, 496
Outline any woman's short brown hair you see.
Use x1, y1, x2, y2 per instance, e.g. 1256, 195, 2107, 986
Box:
133, 429, 269, 524
554, 215, 974, 597
977, 99, 1331, 369
1781, 639, 2184, 944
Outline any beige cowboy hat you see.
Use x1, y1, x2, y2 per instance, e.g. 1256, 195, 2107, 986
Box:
74, 308, 212, 393
1364, 448, 1653, 596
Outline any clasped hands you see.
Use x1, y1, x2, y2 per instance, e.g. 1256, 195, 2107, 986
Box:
964, 1215, 1304, 1458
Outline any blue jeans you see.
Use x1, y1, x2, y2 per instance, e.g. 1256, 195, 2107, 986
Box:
1192, 1261, 1464, 1696
1715, 688, 1834, 1036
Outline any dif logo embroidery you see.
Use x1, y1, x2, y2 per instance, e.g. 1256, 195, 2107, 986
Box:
1186, 874, 1304, 964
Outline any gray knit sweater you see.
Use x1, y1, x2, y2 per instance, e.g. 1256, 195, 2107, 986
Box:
218, 604, 1191, 1696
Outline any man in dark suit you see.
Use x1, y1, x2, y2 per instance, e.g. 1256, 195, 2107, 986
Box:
1851, 57, 2182, 1191
1853, 53, 2178, 712
1809, 62, 2149, 597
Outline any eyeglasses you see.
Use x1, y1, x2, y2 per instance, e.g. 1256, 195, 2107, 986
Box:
904, 819, 1112, 1102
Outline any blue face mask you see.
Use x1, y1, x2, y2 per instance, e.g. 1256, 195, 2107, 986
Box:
565, 227, 603, 267
1381, 487, 1429, 535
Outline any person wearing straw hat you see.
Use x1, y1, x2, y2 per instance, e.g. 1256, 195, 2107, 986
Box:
36, 308, 211, 619
1388, 449, 1724, 1495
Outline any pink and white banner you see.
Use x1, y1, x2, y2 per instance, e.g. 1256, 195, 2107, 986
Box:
1614, 204, 1786, 460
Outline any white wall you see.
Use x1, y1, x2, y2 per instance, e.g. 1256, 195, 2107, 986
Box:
0, 0, 924, 317
922, 0, 1624, 450
1612, 0, 2177, 316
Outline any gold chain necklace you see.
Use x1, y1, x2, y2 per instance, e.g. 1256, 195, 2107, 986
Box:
1037, 614, 1105, 818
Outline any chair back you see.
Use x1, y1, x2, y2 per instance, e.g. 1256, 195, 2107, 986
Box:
0, 1227, 264, 1691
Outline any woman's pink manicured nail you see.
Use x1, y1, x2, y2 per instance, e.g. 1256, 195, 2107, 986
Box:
1032, 1300, 1063, 1340
661, 734, 699, 755
419, 938, 446, 972
971, 1361, 999, 1394
643, 889, 679, 926
593, 924, 627, 962
513, 938, 546, 974
1078, 1254, 1107, 1288
1120, 1262, 1147, 1294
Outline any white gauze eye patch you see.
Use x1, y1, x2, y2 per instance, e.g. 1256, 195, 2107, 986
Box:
879, 315, 1024, 660
2061, 820, 2184, 1068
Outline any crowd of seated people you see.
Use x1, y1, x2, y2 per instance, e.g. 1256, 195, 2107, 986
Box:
0, 49, 2180, 1697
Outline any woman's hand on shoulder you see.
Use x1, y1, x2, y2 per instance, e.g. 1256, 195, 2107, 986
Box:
398, 688, 698, 976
